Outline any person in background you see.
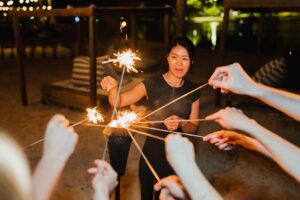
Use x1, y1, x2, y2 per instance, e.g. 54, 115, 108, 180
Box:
101, 37, 201, 200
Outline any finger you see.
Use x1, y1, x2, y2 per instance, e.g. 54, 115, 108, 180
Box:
223, 146, 233, 151
87, 167, 97, 174
203, 131, 222, 141
205, 111, 221, 121
218, 143, 229, 150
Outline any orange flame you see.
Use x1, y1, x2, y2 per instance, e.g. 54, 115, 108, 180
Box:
87, 107, 104, 124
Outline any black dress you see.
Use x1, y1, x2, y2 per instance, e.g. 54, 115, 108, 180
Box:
139, 75, 201, 200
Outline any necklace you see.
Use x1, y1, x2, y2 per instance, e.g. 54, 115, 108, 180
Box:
163, 74, 184, 88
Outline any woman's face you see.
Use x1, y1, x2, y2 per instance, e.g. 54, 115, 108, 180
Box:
167, 44, 191, 78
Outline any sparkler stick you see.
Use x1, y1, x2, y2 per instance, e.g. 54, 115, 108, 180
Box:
101, 65, 126, 160
23, 119, 89, 149
126, 129, 160, 181
133, 118, 208, 124
131, 124, 204, 139
140, 83, 208, 120
126, 127, 164, 141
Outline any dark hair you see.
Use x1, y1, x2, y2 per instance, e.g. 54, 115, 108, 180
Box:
169, 37, 195, 62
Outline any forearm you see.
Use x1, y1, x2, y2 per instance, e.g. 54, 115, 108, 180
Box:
32, 155, 68, 200
93, 188, 109, 200
242, 120, 300, 182
248, 83, 300, 121
108, 88, 119, 107
242, 136, 271, 158
173, 162, 223, 200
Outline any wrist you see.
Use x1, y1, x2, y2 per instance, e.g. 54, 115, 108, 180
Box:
94, 184, 110, 200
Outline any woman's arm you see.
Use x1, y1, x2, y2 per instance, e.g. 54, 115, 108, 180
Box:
180, 99, 200, 134
108, 82, 147, 108
101, 76, 147, 108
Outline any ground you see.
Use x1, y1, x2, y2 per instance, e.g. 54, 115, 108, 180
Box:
0, 48, 299, 200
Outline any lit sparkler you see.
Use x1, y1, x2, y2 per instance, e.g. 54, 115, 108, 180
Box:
108, 111, 139, 128
87, 107, 104, 124
102, 49, 141, 73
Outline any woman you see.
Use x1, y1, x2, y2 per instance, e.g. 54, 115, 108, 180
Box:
101, 37, 201, 199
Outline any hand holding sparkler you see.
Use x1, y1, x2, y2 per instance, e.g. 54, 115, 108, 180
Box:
209, 62, 256, 95
154, 175, 187, 200
88, 160, 118, 200
205, 107, 251, 131
43, 114, 78, 160
100, 76, 118, 92
164, 115, 180, 131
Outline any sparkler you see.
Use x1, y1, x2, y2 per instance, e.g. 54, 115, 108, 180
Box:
126, 129, 161, 181
133, 118, 208, 125
24, 107, 104, 149
140, 83, 208, 120
102, 49, 141, 73
108, 111, 139, 128
131, 124, 204, 139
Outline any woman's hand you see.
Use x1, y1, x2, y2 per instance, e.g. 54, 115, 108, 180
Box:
100, 76, 118, 92
164, 115, 181, 131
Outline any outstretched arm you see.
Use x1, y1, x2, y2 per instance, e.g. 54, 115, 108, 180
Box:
165, 134, 223, 200
206, 107, 300, 182
209, 63, 300, 121
32, 115, 78, 200
203, 130, 271, 158
100, 76, 147, 108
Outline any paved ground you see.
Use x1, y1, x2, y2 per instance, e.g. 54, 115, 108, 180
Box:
0, 48, 299, 200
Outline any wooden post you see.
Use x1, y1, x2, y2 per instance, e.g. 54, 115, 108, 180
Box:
89, 6, 97, 106
12, 16, 28, 106
256, 13, 264, 65
175, 0, 186, 37
164, 12, 170, 55
130, 15, 136, 48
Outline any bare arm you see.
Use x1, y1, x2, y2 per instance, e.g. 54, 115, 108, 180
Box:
249, 83, 300, 121
165, 134, 223, 200
209, 63, 300, 121
180, 99, 200, 134
101, 76, 147, 108
203, 130, 271, 158
206, 107, 300, 182
32, 115, 78, 200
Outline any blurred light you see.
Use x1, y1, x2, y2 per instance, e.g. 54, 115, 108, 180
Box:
232, 11, 239, 17
3, 12, 7, 16
35, 6, 39, 10
74, 16, 80, 23
16, 7, 20, 11
22, 6, 27, 11
19, 0, 23, 4
29, 6, 33, 11
0, 1, 4, 6
42, 5, 46, 10
30, 16, 34, 20
210, 21, 219, 49
238, 32, 243, 37
193, 29, 198, 36
7, 0, 13, 6
25, 0, 29, 3
47, 5, 51, 10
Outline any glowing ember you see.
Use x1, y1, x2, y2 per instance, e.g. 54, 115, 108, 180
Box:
108, 111, 139, 128
102, 49, 141, 73
87, 107, 104, 124
120, 21, 127, 33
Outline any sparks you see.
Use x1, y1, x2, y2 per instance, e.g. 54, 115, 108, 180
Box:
108, 111, 139, 128
102, 49, 141, 73
87, 107, 104, 124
